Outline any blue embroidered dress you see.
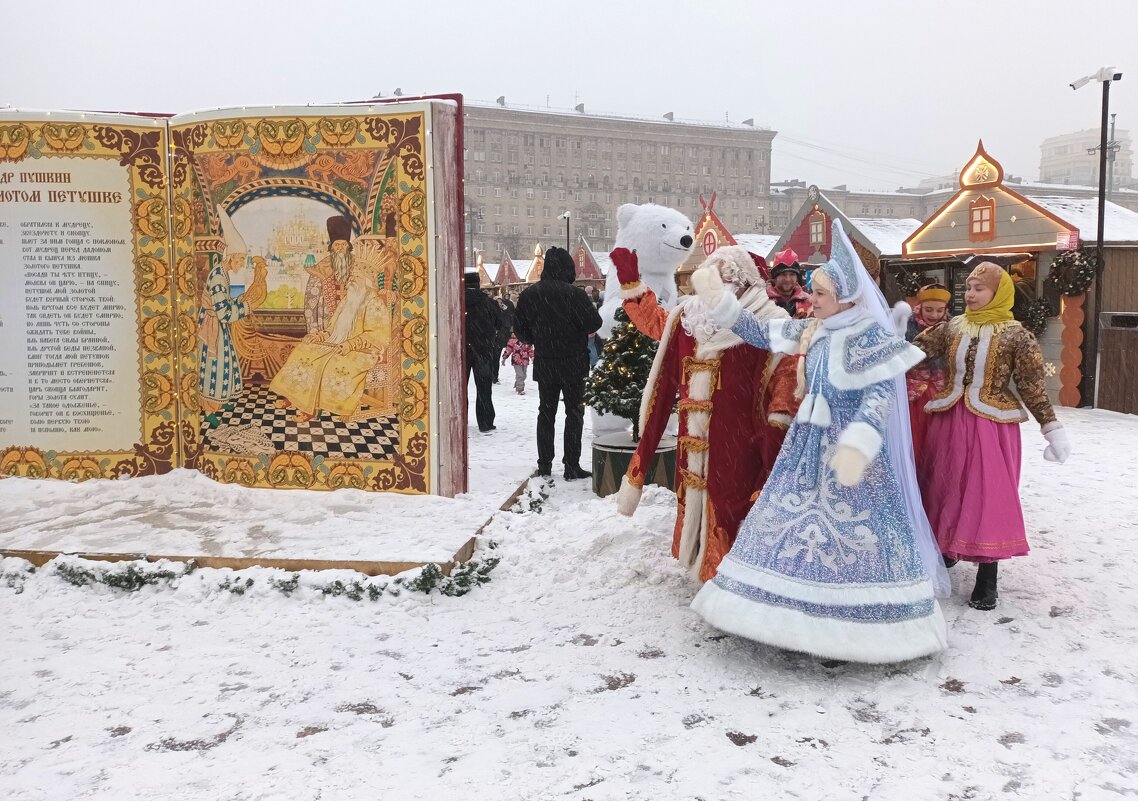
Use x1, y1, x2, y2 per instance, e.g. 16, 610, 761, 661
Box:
197, 263, 249, 405
691, 310, 948, 663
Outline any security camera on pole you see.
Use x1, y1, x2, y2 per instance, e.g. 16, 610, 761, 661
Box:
559, 210, 570, 250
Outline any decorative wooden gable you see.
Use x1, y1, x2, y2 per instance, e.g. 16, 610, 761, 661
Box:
525, 244, 545, 282
496, 252, 522, 286
680, 193, 736, 272
903, 141, 1077, 258
475, 252, 493, 288
771, 185, 838, 265
572, 238, 605, 281
770, 186, 884, 277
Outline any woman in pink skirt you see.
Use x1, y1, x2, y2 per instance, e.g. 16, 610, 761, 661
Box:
914, 262, 1070, 610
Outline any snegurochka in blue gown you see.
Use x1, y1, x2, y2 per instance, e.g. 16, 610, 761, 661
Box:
690, 220, 948, 664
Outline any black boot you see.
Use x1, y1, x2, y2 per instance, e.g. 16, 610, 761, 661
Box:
969, 562, 998, 611
563, 464, 592, 480
943, 555, 958, 568
535, 463, 552, 477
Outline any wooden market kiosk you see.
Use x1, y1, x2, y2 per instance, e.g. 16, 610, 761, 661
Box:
901, 141, 1138, 412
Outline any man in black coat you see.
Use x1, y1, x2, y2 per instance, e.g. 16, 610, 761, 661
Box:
491, 295, 515, 384
465, 272, 504, 432
513, 247, 603, 479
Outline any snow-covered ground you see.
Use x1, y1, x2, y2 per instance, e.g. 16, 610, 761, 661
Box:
2, 374, 1137, 801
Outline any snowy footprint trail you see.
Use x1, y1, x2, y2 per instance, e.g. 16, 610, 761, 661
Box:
2, 397, 1137, 800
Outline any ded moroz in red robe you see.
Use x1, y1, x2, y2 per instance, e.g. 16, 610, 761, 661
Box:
618, 279, 799, 582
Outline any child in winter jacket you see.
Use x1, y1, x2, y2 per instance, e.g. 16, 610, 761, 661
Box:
905, 283, 952, 456
501, 335, 535, 394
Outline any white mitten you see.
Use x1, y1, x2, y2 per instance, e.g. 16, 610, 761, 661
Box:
1041, 422, 1070, 464
890, 302, 912, 336
830, 444, 869, 487
616, 475, 643, 516
690, 265, 725, 308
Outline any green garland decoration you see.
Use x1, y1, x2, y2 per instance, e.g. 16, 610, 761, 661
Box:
1047, 249, 1096, 296
1, 550, 500, 600
1021, 297, 1051, 337
894, 268, 924, 298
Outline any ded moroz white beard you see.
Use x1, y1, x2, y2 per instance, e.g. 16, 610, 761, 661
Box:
681, 282, 744, 343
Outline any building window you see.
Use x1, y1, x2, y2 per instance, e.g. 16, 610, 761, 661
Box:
494, 188, 502, 198
809, 211, 826, 246
527, 207, 534, 217
969, 196, 996, 241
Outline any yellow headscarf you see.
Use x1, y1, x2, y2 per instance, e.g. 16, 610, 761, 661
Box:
963, 263, 1015, 328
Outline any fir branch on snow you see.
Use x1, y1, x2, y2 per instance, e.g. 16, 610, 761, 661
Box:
1, 559, 36, 594
2, 548, 503, 602
511, 478, 551, 514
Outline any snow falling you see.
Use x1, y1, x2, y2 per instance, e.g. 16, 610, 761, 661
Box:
2, 386, 1137, 800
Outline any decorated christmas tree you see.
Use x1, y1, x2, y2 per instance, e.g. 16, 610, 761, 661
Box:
583, 307, 659, 441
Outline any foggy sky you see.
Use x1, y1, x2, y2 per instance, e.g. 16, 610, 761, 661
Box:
2, 0, 1133, 192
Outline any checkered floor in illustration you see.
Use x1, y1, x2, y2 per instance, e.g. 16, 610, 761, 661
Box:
201, 384, 400, 461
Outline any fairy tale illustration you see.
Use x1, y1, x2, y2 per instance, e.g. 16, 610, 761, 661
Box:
0, 101, 464, 495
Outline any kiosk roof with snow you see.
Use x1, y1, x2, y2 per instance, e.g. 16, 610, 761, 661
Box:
903, 141, 1078, 258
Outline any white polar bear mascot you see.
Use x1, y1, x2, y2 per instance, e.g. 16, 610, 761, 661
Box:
592, 203, 694, 435
597, 203, 694, 337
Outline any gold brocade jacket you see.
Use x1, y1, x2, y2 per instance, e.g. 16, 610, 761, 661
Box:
914, 317, 1057, 427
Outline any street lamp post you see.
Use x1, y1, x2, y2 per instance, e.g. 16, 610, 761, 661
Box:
1071, 66, 1123, 408
467, 206, 484, 272
559, 210, 571, 250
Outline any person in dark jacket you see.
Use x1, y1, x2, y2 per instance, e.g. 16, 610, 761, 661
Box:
491, 295, 515, 384
513, 247, 603, 479
465, 271, 504, 432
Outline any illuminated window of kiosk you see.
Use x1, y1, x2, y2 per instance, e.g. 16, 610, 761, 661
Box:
702, 230, 717, 255
809, 210, 826, 246
969, 196, 995, 242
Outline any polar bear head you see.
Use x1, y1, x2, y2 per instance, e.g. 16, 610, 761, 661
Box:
598, 203, 693, 335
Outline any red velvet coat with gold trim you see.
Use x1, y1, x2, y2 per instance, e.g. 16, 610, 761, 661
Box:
618, 289, 799, 582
